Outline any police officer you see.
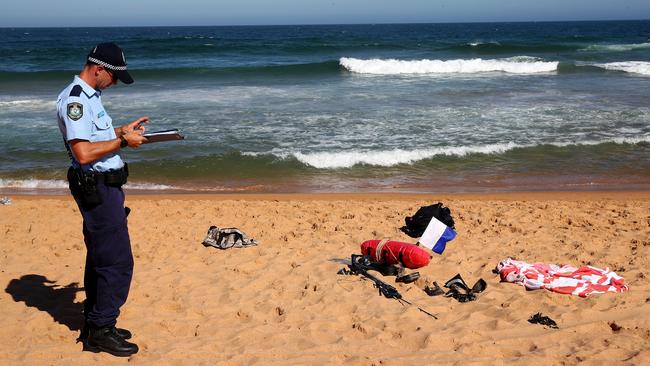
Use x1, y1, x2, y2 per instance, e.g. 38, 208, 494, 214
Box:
56, 42, 148, 357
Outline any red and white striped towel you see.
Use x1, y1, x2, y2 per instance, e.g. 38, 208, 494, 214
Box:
496, 258, 628, 297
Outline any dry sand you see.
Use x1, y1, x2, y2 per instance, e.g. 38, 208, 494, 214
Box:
1, 191, 649, 365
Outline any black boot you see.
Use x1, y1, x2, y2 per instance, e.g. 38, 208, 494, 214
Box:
83, 326, 138, 357
78, 323, 132, 341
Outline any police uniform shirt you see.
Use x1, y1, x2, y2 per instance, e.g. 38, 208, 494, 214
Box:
57, 75, 124, 172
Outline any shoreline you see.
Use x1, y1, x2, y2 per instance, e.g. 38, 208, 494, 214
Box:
2, 168, 649, 197
5, 189, 650, 201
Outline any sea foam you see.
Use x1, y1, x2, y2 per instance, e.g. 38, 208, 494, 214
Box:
467, 41, 501, 47
0, 179, 176, 191
278, 136, 650, 169
0, 99, 55, 110
0, 179, 68, 189
592, 61, 650, 75
581, 43, 650, 52
289, 143, 522, 169
339, 56, 558, 75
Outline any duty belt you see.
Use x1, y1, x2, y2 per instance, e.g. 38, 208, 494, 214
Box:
95, 163, 129, 186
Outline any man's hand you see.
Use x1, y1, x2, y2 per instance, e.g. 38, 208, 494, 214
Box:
119, 116, 149, 136
123, 129, 149, 148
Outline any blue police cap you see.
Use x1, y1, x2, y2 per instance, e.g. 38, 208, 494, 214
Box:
87, 42, 134, 84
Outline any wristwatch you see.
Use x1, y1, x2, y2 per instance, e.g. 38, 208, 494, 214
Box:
120, 135, 128, 148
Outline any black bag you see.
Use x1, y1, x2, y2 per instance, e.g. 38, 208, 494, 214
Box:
400, 202, 455, 238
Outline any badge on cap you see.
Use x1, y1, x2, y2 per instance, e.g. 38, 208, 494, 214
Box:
67, 102, 83, 121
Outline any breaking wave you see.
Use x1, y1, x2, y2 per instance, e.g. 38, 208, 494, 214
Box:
273, 137, 650, 169
339, 56, 559, 75
591, 61, 650, 75
289, 143, 519, 168
580, 43, 650, 52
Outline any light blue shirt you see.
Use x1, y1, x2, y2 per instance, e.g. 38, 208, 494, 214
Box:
56, 76, 124, 172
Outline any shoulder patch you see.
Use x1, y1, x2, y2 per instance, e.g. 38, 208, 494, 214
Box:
69, 85, 83, 97
67, 102, 83, 121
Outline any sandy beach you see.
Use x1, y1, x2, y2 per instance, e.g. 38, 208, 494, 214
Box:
1, 191, 649, 365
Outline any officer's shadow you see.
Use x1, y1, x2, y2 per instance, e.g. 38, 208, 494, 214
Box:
5, 274, 84, 331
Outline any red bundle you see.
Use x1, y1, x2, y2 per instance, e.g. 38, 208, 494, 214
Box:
360, 240, 431, 269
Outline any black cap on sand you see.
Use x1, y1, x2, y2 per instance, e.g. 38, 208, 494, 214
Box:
87, 42, 134, 84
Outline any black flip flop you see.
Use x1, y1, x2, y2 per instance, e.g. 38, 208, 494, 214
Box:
424, 281, 445, 296
396, 272, 420, 284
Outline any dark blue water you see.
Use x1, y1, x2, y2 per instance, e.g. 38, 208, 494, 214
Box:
0, 21, 649, 193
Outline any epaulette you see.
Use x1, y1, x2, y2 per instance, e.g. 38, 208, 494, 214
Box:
69, 85, 83, 97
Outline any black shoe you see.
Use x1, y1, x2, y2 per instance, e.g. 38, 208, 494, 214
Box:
78, 324, 132, 341
115, 327, 132, 340
83, 326, 138, 357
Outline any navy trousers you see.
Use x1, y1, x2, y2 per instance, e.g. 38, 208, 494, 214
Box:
71, 182, 134, 328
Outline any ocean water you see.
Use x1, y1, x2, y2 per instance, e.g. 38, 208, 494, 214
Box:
0, 21, 649, 193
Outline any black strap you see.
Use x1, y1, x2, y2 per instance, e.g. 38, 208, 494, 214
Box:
442, 274, 487, 302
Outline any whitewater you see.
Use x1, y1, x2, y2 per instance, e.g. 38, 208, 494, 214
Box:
339, 57, 559, 74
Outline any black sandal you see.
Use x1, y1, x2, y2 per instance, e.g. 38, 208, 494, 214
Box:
442, 274, 487, 302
